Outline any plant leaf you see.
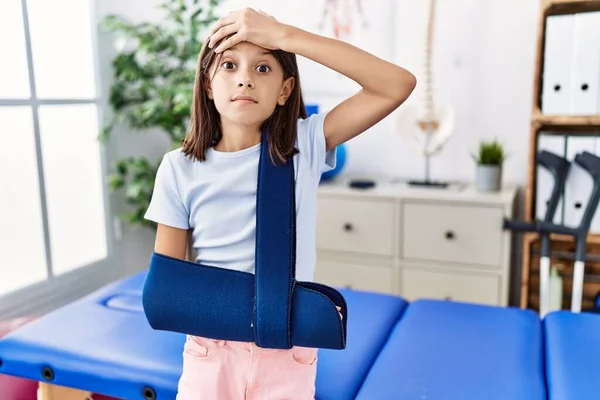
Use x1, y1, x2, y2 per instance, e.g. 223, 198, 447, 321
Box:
98, 0, 222, 228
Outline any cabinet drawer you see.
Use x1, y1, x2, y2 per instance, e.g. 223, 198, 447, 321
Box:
314, 260, 394, 295
402, 202, 503, 267
400, 267, 500, 306
317, 197, 395, 256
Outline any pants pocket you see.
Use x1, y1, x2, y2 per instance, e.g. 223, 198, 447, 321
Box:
183, 335, 214, 360
290, 346, 318, 367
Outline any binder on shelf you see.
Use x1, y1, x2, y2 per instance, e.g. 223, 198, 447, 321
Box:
536, 134, 566, 224
541, 14, 575, 114
570, 11, 600, 116
591, 136, 600, 233
563, 135, 597, 228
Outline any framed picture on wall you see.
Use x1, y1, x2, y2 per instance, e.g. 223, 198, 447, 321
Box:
290, 0, 397, 95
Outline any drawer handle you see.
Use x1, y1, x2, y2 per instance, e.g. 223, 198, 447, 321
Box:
444, 296, 453, 301
343, 223, 353, 232
445, 230, 455, 240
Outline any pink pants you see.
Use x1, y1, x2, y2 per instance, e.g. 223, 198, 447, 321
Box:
176, 335, 318, 400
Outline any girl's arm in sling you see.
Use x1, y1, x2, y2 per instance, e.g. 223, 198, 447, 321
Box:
154, 224, 188, 261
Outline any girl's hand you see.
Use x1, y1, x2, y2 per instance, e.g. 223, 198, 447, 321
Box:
207, 8, 286, 53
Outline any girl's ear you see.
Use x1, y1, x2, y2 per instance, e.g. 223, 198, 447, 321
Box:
277, 77, 295, 106
204, 73, 214, 99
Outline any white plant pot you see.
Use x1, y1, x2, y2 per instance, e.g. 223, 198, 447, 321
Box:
476, 164, 502, 192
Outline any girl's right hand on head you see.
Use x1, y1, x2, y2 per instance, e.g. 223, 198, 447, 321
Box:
206, 8, 287, 53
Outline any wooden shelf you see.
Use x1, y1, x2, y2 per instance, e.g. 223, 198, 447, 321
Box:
523, 231, 600, 246
532, 112, 600, 132
520, 231, 600, 309
541, 0, 600, 16
521, 0, 600, 311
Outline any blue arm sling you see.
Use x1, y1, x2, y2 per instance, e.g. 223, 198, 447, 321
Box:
141, 129, 348, 350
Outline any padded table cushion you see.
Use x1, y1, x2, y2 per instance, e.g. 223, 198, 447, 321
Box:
355, 299, 547, 400
0, 271, 185, 399
544, 310, 600, 400
315, 289, 407, 400
0, 271, 408, 400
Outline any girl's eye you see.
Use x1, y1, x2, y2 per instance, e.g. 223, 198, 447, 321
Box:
222, 61, 235, 69
256, 65, 271, 73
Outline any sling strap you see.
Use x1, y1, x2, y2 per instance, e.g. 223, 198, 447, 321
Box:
254, 128, 295, 348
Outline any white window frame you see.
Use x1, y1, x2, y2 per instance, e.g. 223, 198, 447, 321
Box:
0, 0, 118, 320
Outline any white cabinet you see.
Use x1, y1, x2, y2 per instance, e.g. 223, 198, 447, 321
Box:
315, 180, 517, 307
314, 261, 396, 295
400, 267, 501, 306
401, 202, 504, 268
316, 197, 396, 257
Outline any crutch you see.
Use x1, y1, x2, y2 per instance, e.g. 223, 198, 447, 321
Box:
503, 149, 571, 317
536, 151, 600, 313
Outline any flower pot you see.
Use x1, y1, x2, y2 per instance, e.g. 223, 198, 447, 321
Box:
476, 164, 502, 192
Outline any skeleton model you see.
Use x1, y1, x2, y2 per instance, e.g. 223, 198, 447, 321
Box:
396, 0, 455, 187
318, 0, 368, 40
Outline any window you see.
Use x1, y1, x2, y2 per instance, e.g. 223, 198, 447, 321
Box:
0, 0, 112, 308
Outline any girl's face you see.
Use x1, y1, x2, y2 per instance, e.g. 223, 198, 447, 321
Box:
205, 41, 295, 130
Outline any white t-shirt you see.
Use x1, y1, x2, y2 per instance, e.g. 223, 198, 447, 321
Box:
144, 111, 336, 282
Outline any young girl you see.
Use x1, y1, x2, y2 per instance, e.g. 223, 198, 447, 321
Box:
144, 7, 415, 400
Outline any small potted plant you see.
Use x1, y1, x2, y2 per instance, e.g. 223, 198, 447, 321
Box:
472, 139, 505, 192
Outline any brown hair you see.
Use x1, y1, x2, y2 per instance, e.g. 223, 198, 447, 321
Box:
181, 38, 306, 164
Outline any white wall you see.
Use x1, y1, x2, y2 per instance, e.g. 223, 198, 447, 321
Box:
93, 0, 173, 276
96, 0, 541, 187
93, 0, 541, 302
242, 0, 541, 186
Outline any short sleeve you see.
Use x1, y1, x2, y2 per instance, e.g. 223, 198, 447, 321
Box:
296, 111, 337, 177
144, 154, 190, 229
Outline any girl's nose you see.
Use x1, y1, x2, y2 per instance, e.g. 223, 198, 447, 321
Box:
238, 75, 254, 88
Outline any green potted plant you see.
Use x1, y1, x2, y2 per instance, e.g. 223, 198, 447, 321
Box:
98, 0, 221, 229
472, 139, 505, 192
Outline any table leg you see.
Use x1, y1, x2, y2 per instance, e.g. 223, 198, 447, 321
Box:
38, 382, 92, 400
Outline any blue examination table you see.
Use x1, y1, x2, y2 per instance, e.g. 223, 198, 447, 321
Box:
355, 299, 546, 399
544, 310, 600, 400
0, 270, 597, 399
